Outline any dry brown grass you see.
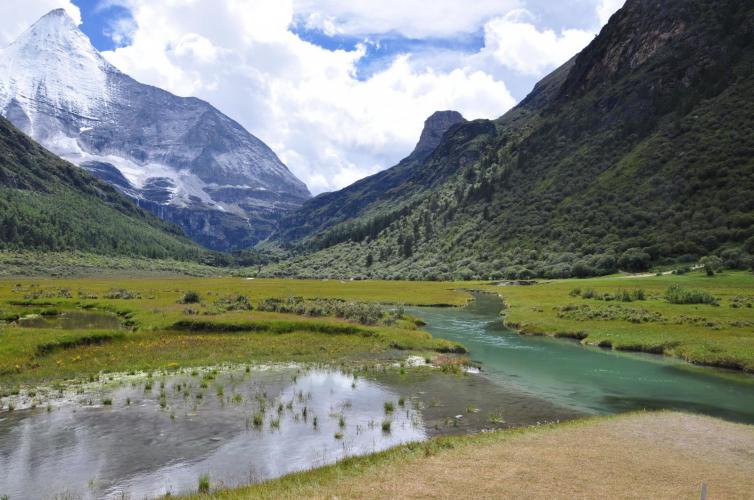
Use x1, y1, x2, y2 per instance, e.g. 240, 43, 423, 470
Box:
205, 412, 754, 499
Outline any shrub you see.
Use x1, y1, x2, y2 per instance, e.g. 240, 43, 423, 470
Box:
700, 255, 723, 276
664, 284, 719, 305
214, 294, 252, 312
256, 296, 389, 325
572, 262, 596, 278
618, 248, 652, 272
179, 291, 201, 304
104, 288, 140, 300
198, 474, 210, 494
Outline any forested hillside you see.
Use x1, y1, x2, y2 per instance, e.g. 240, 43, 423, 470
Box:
267, 0, 754, 280
0, 116, 208, 260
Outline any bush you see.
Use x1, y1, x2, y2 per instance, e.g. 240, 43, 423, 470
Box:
664, 284, 719, 305
720, 248, 750, 270
179, 291, 201, 304
618, 248, 652, 272
591, 254, 618, 274
104, 288, 140, 300
572, 261, 596, 278
700, 255, 723, 276
214, 294, 252, 311
544, 263, 572, 279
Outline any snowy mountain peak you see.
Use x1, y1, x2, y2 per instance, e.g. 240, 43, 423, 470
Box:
0, 8, 116, 124
9, 8, 103, 63
0, 9, 310, 251
44, 8, 69, 17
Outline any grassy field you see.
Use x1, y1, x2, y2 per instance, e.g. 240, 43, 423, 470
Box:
2, 271, 753, 390
474, 270, 754, 372
0, 278, 470, 389
186, 411, 754, 499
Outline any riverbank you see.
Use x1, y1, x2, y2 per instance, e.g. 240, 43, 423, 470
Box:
475, 271, 754, 373
188, 411, 754, 499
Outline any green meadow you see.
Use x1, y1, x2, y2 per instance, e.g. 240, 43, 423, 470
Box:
0, 277, 470, 389
476, 270, 754, 372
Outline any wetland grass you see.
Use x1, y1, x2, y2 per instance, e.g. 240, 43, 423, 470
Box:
0, 278, 468, 389
197, 474, 210, 494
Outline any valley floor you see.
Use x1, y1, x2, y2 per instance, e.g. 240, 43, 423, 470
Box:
1, 272, 753, 498
1, 271, 753, 388
194, 411, 754, 499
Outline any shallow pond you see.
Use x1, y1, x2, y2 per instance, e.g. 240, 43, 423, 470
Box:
0, 365, 579, 499
16, 311, 121, 330
409, 293, 754, 423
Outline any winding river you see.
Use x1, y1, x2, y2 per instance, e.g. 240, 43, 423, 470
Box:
409, 293, 754, 423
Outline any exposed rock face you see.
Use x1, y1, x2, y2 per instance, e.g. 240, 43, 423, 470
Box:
273, 110, 468, 242
558, 0, 744, 106
413, 111, 466, 159
0, 9, 310, 251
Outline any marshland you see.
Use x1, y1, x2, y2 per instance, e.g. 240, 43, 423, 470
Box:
1, 271, 753, 497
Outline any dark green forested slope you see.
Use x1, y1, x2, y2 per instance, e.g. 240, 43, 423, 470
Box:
0, 116, 208, 260
268, 0, 754, 280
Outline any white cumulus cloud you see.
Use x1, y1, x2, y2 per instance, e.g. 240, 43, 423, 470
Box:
480, 11, 595, 76
293, 0, 523, 38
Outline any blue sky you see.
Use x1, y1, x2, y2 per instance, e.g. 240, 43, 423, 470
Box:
1, 0, 624, 193
72, 0, 132, 51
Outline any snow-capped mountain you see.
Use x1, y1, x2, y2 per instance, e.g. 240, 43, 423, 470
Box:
0, 9, 310, 250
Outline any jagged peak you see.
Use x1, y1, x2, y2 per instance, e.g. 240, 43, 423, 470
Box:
27, 8, 80, 34
6, 8, 99, 58
413, 110, 466, 157
45, 8, 72, 18
0, 8, 122, 121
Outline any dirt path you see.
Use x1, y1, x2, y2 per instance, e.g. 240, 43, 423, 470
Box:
223, 412, 754, 499
618, 264, 704, 278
